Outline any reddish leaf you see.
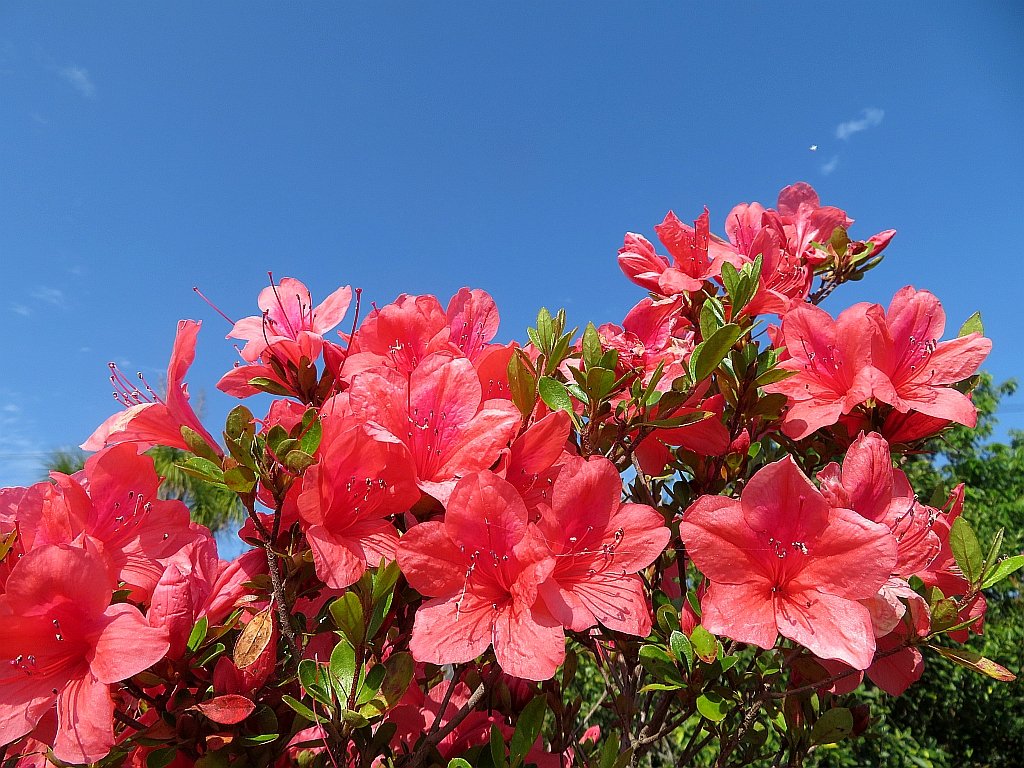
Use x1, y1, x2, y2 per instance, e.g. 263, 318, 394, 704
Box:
194, 694, 256, 725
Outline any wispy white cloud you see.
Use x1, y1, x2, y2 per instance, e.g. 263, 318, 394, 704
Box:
836, 107, 884, 140
31, 286, 65, 306
820, 155, 840, 176
59, 65, 95, 97
30, 112, 49, 126
10, 303, 30, 317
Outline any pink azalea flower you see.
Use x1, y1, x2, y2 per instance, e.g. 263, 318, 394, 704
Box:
497, 410, 572, 516
83, 320, 221, 454
775, 182, 852, 266
618, 209, 741, 296
14, 445, 200, 600
296, 420, 420, 589
535, 456, 669, 636
679, 456, 896, 669
147, 532, 223, 659
344, 293, 454, 377
446, 288, 501, 362
595, 296, 693, 395
765, 302, 891, 440
227, 276, 352, 364
396, 471, 562, 680
817, 432, 941, 578
0, 544, 169, 764
346, 352, 521, 504
871, 286, 991, 426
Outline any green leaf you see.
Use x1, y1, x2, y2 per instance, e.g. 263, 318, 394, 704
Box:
283, 448, 315, 473
194, 642, 226, 668
690, 324, 742, 382
811, 707, 854, 745
186, 616, 209, 654
222, 465, 256, 493
147, 746, 179, 768
598, 731, 619, 768
696, 691, 729, 722
329, 638, 358, 699
982, 554, 1024, 589
297, 659, 334, 708
490, 723, 506, 768
177, 456, 225, 485
754, 367, 796, 388
958, 311, 984, 337
930, 598, 959, 631
929, 645, 1017, 682
669, 630, 693, 671
720, 262, 740, 301
298, 415, 323, 455
509, 695, 547, 767
949, 517, 984, 585
582, 322, 603, 368
282, 694, 318, 721
690, 625, 718, 664
507, 350, 537, 418
638, 645, 683, 684
537, 308, 554, 348
448, 760, 474, 768
330, 592, 366, 644
341, 708, 370, 728
225, 405, 255, 440
586, 367, 617, 401
266, 425, 290, 455
379, 652, 415, 708
538, 376, 573, 414
239, 733, 279, 746
247, 376, 291, 396
372, 560, 402, 602
980, 527, 1004, 580
181, 425, 220, 462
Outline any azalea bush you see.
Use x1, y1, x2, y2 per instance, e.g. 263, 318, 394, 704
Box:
1, 182, 1020, 768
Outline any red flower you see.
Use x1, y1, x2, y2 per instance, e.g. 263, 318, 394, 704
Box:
83, 320, 221, 454
227, 276, 351, 364
765, 302, 890, 440
536, 456, 669, 636
296, 420, 420, 588
0, 545, 168, 764
818, 432, 941, 579
347, 353, 521, 504
14, 445, 199, 600
397, 472, 562, 680
680, 457, 896, 669
871, 286, 991, 426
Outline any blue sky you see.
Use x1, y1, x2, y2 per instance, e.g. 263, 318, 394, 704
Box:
1, 2, 1021, 487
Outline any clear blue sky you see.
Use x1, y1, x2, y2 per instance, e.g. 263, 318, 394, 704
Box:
1, 2, 1021, 487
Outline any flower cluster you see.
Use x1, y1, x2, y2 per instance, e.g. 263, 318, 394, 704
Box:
0, 183, 1017, 768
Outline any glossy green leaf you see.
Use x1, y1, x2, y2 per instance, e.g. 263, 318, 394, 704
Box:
538, 376, 573, 413
690, 324, 742, 382
981, 554, 1024, 589
958, 311, 984, 338
690, 625, 718, 664
811, 707, 853, 745
510, 695, 547, 767
949, 517, 984, 585
696, 691, 729, 722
